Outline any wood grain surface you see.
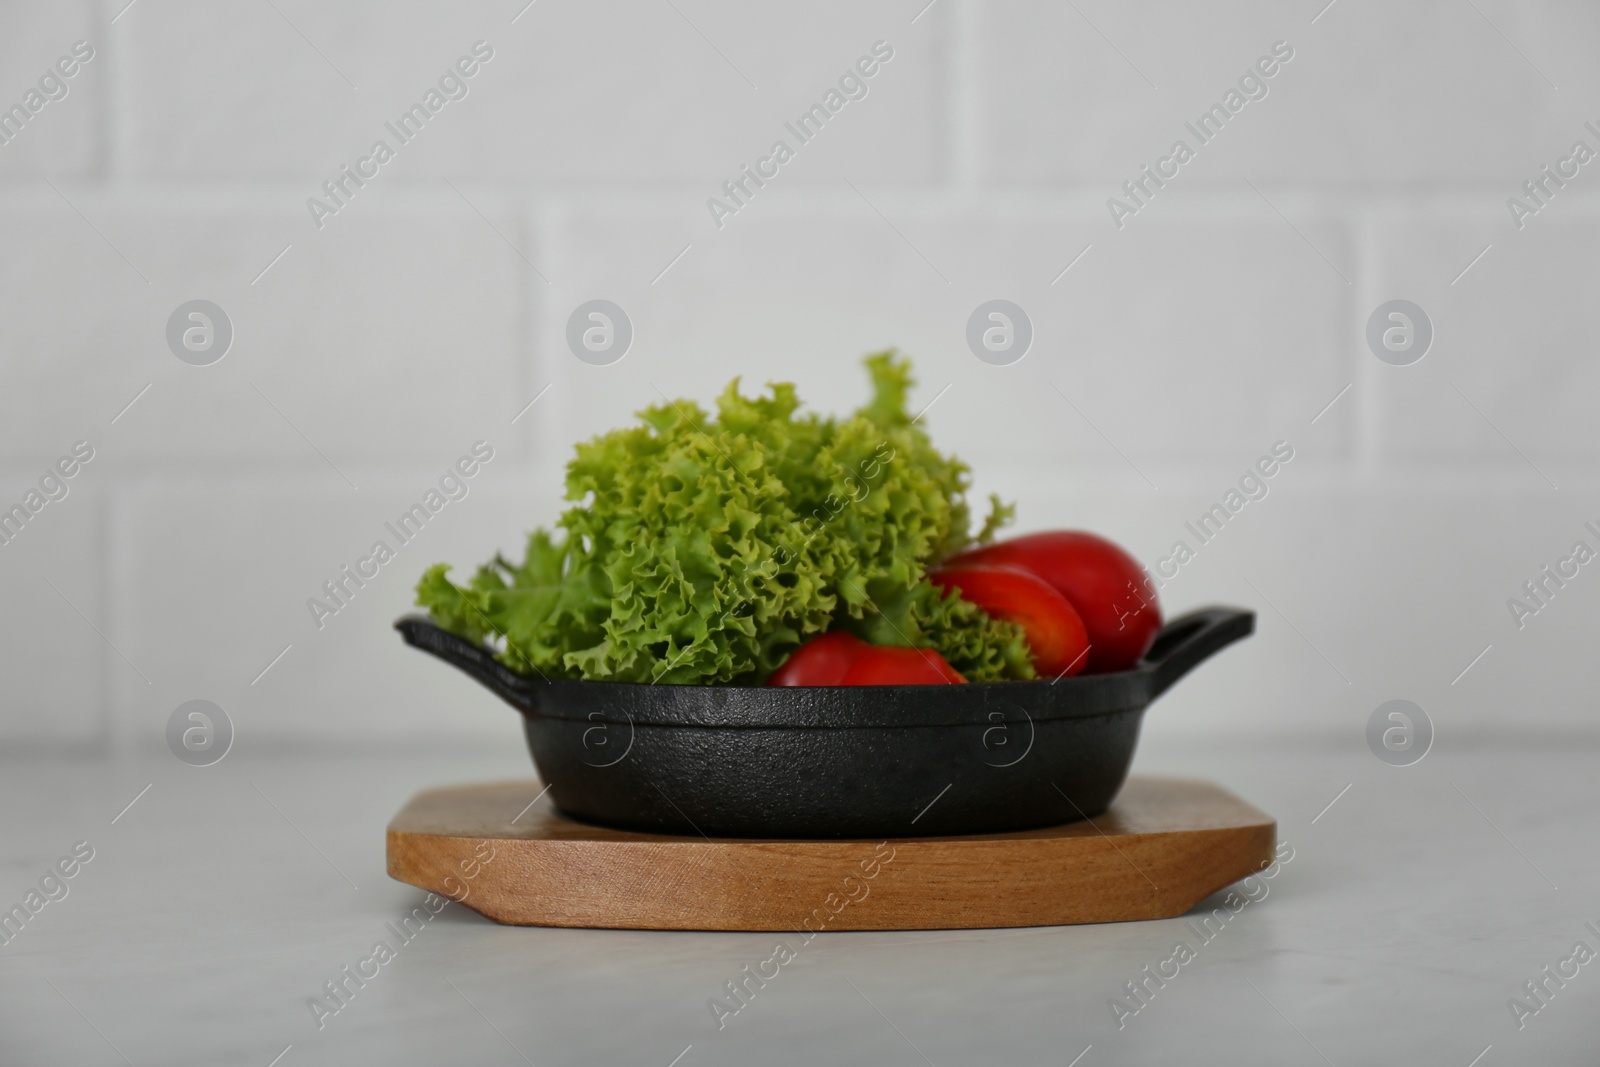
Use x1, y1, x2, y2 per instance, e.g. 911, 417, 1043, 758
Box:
386, 776, 1276, 931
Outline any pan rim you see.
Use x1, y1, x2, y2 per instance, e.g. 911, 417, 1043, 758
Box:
515, 702, 1149, 729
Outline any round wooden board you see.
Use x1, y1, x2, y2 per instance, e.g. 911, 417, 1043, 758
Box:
387, 776, 1275, 931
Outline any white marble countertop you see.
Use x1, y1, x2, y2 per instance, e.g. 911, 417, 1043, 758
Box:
2, 734, 1595, 1066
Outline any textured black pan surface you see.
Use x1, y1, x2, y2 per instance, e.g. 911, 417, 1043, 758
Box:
396, 606, 1253, 838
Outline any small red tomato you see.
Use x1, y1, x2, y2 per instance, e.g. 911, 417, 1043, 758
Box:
841, 645, 967, 685
928, 564, 1090, 678
767, 631, 871, 686
946, 531, 1161, 673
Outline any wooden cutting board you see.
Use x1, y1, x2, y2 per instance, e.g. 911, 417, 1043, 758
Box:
386, 776, 1275, 931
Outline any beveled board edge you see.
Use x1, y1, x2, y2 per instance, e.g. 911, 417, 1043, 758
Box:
387, 778, 1276, 931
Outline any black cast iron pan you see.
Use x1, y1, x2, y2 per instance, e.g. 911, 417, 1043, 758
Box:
396, 606, 1253, 839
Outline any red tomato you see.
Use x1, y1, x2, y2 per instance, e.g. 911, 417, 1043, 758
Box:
840, 645, 967, 685
767, 631, 871, 686
928, 564, 1090, 678
946, 531, 1161, 673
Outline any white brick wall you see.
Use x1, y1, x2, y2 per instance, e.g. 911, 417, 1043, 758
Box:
4, 0, 1598, 747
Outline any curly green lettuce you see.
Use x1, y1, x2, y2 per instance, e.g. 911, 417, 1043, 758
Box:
416, 351, 1033, 683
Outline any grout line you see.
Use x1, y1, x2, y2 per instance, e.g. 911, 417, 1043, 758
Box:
13, 184, 1600, 211
95, 479, 115, 752
1449, 382, 1558, 490
947, 0, 980, 190
444, 178, 551, 283
249, 383, 360, 490
1353, 211, 1381, 481
521, 193, 553, 464
844, 177, 951, 283
41, 572, 151, 684
1243, 177, 1350, 284
44, 178, 150, 283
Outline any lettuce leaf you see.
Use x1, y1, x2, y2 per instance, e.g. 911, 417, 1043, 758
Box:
416, 351, 1032, 683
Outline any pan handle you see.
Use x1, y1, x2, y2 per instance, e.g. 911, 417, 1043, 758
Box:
1139, 607, 1254, 699
395, 615, 545, 705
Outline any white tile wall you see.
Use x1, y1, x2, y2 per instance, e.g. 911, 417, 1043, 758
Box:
1366, 200, 1600, 461
0, 2, 102, 178
106, 470, 556, 745
118, 0, 942, 185
0, 196, 534, 468
3, 0, 1598, 746
972, 0, 1573, 187
0, 477, 105, 742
